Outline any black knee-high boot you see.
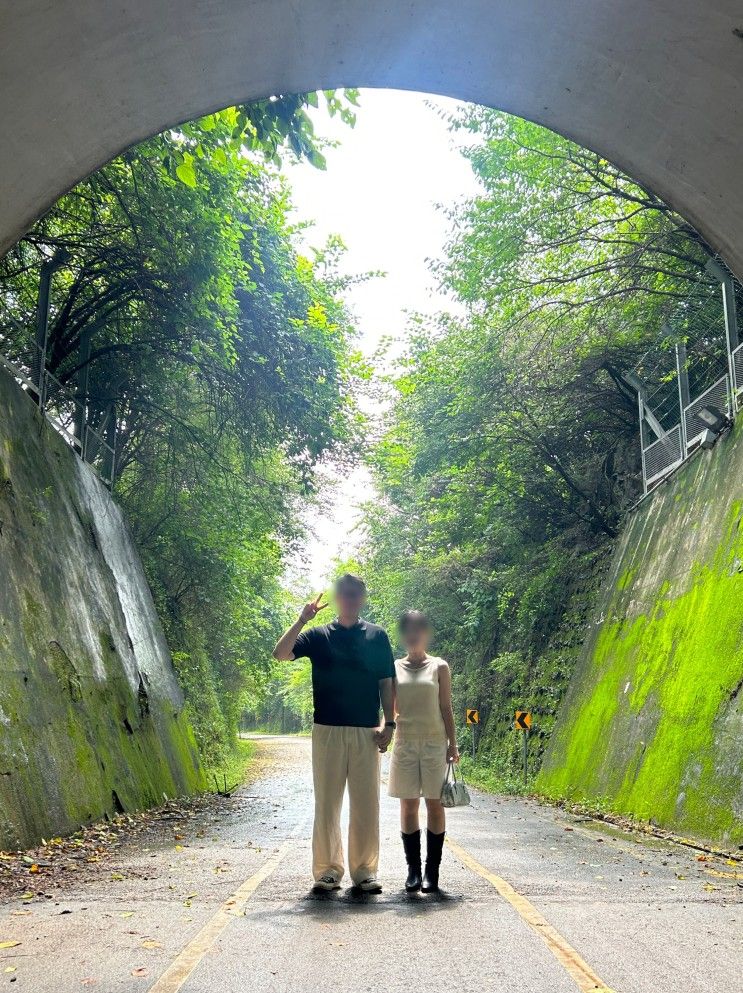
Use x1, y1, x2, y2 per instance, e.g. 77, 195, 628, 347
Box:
422, 829, 445, 892
401, 830, 422, 892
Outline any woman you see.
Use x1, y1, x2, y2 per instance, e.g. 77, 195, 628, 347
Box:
388, 610, 459, 892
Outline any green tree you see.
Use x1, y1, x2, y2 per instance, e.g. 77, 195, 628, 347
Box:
361, 107, 734, 786
0, 92, 362, 767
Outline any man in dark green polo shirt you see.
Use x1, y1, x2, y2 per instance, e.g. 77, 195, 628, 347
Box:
273, 573, 396, 893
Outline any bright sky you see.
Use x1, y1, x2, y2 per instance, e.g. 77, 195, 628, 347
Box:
285, 89, 482, 591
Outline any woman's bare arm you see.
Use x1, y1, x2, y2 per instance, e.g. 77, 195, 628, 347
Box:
438, 660, 459, 762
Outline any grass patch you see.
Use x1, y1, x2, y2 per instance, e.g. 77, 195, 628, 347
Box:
204, 736, 256, 793
460, 755, 528, 795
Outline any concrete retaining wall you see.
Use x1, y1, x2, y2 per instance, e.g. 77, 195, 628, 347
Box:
0, 369, 203, 849
539, 424, 743, 846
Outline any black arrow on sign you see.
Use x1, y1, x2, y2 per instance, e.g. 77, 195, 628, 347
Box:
516, 712, 530, 730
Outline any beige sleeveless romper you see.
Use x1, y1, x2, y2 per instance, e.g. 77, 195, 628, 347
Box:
388, 657, 449, 800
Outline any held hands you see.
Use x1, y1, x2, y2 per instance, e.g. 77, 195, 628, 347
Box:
299, 592, 329, 624
374, 725, 394, 753
447, 743, 460, 764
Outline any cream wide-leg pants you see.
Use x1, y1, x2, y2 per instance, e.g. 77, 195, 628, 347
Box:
311, 723, 381, 884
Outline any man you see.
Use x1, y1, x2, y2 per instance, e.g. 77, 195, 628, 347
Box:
272, 573, 396, 893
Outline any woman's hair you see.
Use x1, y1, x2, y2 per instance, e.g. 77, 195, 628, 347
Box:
398, 609, 430, 634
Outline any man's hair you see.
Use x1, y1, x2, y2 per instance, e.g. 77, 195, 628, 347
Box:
334, 572, 367, 594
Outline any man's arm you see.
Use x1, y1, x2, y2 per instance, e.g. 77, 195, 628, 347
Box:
380, 677, 395, 723
374, 628, 397, 751
272, 594, 327, 661
375, 677, 396, 752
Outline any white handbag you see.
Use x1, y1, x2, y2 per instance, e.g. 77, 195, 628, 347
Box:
440, 761, 471, 808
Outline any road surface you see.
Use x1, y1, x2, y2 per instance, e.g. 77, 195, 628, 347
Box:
1, 736, 740, 992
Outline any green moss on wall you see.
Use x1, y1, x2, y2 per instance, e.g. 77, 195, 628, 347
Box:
539, 423, 743, 846
0, 369, 204, 849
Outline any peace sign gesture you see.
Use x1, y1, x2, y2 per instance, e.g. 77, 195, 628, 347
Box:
299, 592, 329, 624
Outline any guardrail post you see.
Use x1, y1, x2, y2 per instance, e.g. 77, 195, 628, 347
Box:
638, 392, 648, 495
32, 261, 54, 409
104, 402, 117, 488
723, 277, 739, 410
675, 341, 690, 451
73, 327, 93, 451
707, 258, 740, 410
31, 250, 68, 410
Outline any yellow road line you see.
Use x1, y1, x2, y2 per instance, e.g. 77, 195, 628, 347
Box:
146, 834, 297, 993
447, 836, 616, 993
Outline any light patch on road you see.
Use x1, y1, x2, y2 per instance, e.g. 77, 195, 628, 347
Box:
446, 836, 616, 993
145, 826, 306, 993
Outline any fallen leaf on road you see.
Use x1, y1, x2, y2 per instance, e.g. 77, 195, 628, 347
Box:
110, 873, 124, 881
4, 967, 16, 973
28, 865, 40, 874
0, 942, 21, 949
703, 883, 718, 892
174, 845, 184, 853
81, 979, 97, 986
120, 912, 134, 918
142, 941, 162, 950
131, 968, 148, 977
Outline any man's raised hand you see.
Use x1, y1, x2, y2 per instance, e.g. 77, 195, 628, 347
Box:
299, 592, 329, 624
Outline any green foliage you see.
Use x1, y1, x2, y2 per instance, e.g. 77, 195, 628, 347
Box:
245, 659, 314, 734
159, 91, 359, 182
0, 93, 362, 768
361, 106, 725, 786
213, 737, 256, 790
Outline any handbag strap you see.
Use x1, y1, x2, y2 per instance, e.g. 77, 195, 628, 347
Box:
446, 760, 466, 785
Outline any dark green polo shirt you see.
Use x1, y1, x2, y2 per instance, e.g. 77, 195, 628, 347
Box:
292, 619, 395, 727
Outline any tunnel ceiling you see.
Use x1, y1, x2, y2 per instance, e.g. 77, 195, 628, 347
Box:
1, 2, 743, 273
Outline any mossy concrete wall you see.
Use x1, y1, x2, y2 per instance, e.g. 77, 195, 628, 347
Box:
0, 369, 204, 849
538, 424, 743, 846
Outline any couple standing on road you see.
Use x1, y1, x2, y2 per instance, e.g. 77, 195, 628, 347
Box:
273, 572, 459, 894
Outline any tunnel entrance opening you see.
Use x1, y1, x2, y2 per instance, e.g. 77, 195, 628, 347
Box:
1, 79, 740, 790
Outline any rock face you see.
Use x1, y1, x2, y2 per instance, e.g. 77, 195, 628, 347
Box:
0, 369, 203, 849
539, 422, 743, 846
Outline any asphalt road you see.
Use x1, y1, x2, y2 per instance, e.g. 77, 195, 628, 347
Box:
1, 735, 740, 992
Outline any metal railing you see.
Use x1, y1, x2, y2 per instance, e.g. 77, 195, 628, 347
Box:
637, 261, 741, 495
732, 342, 743, 399
0, 332, 116, 488
642, 424, 684, 488
682, 374, 731, 452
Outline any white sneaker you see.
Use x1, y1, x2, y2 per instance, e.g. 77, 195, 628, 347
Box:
356, 876, 382, 893
312, 874, 340, 892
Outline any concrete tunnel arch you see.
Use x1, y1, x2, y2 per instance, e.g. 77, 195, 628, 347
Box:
1, 2, 743, 274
